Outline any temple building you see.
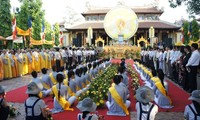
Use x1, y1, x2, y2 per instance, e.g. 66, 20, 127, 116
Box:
62, 6, 180, 47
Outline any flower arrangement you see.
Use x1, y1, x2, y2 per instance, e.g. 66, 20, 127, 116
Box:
79, 64, 118, 107
127, 64, 140, 95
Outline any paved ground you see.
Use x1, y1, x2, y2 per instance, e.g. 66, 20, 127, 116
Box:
2, 71, 198, 120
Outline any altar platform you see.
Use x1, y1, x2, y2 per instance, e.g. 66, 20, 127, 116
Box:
103, 44, 141, 59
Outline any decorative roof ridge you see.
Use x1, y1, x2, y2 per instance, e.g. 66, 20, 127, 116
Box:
158, 20, 180, 27
139, 20, 160, 22
83, 6, 163, 13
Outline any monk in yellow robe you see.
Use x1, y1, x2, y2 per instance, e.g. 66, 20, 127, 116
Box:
50, 49, 55, 67
27, 50, 33, 74
16, 50, 23, 76
10, 50, 18, 78
40, 50, 46, 69
0, 55, 4, 80
45, 51, 51, 69
2, 50, 12, 79
32, 50, 41, 72
22, 50, 28, 75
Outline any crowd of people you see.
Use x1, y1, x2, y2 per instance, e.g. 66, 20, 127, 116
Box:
0, 47, 97, 80
140, 43, 200, 93
0, 43, 200, 120
134, 58, 200, 120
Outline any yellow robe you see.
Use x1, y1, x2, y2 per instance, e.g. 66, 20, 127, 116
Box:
0, 57, 4, 80
27, 55, 33, 74
23, 53, 28, 75
17, 54, 23, 76
46, 53, 51, 69
11, 55, 18, 78
40, 53, 46, 69
2, 55, 12, 79
33, 54, 41, 72
51, 54, 55, 67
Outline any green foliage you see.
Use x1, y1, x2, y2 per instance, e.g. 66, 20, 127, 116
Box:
17, 0, 44, 49
16, 0, 30, 48
183, 21, 189, 45
191, 19, 199, 41
43, 21, 53, 48
29, 0, 44, 49
54, 23, 60, 46
0, 0, 12, 48
169, 0, 200, 15
16, 0, 29, 31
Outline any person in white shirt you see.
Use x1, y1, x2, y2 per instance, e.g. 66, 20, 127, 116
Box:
184, 90, 200, 120
77, 97, 98, 120
141, 49, 144, 62
25, 82, 49, 119
68, 47, 73, 66
186, 43, 200, 93
61, 48, 67, 67
171, 46, 182, 83
54, 48, 61, 70
168, 46, 174, 79
152, 49, 157, 70
165, 47, 170, 77
135, 86, 158, 120
76, 48, 82, 64
158, 49, 164, 70
162, 49, 167, 74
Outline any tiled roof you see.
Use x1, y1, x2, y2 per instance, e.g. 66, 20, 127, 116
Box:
67, 21, 180, 30
82, 7, 163, 16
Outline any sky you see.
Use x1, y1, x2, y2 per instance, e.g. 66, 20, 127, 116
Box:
10, 0, 192, 24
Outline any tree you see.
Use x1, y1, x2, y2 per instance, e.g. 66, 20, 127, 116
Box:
183, 21, 189, 44
16, 0, 30, 48
63, 5, 84, 27
17, 0, 44, 49
30, 0, 44, 49
54, 23, 60, 46
169, 0, 200, 15
191, 19, 199, 41
0, 0, 12, 48
43, 21, 53, 48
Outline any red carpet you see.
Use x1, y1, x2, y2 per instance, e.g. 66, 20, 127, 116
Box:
161, 80, 191, 112
6, 86, 28, 103
6, 87, 131, 120
6, 59, 191, 120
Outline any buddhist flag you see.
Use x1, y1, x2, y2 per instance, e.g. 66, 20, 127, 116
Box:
12, 17, 17, 40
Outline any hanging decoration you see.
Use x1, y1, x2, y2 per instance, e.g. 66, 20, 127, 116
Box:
16, 27, 30, 36
30, 37, 54, 45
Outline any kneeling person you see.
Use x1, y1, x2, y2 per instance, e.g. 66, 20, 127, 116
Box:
106, 75, 130, 116
25, 82, 49, 120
